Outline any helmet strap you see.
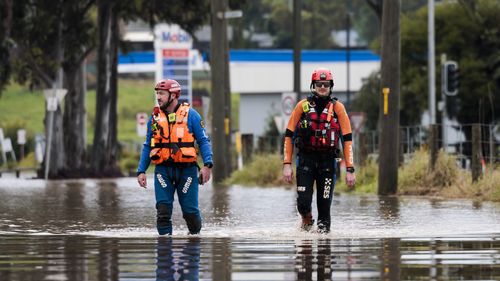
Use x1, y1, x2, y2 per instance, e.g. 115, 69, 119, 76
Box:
160, 92, 176, 111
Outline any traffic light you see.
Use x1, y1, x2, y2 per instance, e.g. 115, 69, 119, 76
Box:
443, 61, 459, 96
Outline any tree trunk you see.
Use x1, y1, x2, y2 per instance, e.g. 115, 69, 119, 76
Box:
377, 1, 401, 195
63, 61, 87, 177
43, 105, 66, 178
91, 0, 121, 177
43, 6, 66, 179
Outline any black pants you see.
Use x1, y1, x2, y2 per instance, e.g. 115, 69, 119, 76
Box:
296, 154, 336, 231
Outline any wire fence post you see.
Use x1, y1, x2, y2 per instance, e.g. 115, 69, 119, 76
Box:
489, 124, 494, 169
471, 124, 482, 182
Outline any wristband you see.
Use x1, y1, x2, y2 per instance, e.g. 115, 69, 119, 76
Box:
346, 167, 355, 173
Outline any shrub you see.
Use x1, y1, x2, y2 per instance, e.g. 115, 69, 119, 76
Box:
224, 153, 290, 187
336, 158, 378, 194
398, 148, 460, 195
473, 167, 500, 202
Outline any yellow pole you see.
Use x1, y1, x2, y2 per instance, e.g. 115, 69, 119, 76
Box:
383, 87, 390, 115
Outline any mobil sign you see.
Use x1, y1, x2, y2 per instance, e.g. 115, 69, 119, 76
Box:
154, 24, 193, 103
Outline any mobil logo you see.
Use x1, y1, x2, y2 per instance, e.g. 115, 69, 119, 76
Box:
162, 31, 191, 43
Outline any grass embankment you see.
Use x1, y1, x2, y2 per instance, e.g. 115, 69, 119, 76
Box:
224, 154, 289, 187
225, 149, 500, 202
1, 78, 238, 173
0, 79, 154, 143
1, 79, 155, 171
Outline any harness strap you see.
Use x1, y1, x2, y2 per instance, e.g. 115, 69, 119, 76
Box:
326, 103, 334, 122
153, 142, 195, 148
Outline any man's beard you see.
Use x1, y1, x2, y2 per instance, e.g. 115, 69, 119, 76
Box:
159, 96, 174, 112
160, 102, 170, 112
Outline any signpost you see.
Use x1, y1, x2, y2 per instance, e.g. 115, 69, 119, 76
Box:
17, 129, 26, 160
0, 128, 18, 165
0, 128, 6, 165
43, 88, 67, 179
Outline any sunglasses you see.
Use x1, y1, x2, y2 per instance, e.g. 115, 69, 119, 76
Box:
314, 81, 330, 88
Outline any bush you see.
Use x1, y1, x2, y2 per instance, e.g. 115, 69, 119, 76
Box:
0, 119, 34, 167
224, 153, 290, 187
398, 148, 460, 195
482, 169, 500, 201
336, 158, 378, 194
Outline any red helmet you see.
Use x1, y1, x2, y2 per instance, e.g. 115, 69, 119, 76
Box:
154, 79, 181, 98
310, 68, 334, 95
311, 67, 334, 84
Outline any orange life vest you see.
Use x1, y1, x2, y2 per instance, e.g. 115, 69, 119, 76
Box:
149, 103, 197, 164
296, 99, 341, 152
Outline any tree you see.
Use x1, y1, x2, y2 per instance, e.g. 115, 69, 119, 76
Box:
352, 71, 380, 130
399, 1, 500, 126
90, 0, 211, 177
0, 0, 13, 94
5, 0, 68, 178
62, 0, 95, 176
90, 0, 121, 177
2, 0, 96, 178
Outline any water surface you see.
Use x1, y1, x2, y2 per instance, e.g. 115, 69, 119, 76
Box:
0, 177, 499, 280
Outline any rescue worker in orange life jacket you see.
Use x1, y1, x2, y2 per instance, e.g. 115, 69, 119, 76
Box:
283, 67, 356, 233
137, 79, 213, 235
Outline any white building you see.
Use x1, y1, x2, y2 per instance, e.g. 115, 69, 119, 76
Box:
118, 49, 380, 137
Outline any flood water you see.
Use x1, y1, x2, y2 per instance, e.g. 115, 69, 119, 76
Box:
0, 176, 499, 280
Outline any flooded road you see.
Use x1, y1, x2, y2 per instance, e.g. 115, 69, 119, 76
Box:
0, 177, 499, 280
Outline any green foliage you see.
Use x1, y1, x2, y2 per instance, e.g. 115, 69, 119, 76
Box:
119, 146, 141, 173
358, 0, 500, 128
398, 148, 460, 195
0, 118, 34, 163
400, 1, 500, 125
351, 71, 380, 130
231, 93, 240, 131
336, 158, 378, 194
0, 84, 44, 133
467, 168, 500, 202
17, 151, 37, 168
224, 154, 289, 187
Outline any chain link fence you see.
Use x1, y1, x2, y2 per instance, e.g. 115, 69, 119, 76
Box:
245, 123, 499, 171
357, 123, 499, 169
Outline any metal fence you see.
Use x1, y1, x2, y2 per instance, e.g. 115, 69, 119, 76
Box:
359, 123, 499, 168
250, 123, 499, 169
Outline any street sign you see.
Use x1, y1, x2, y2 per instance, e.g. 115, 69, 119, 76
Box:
17, 129, 26, 145
280, 92, 297, 133
44, 89, 68, 111
35, 134, 45, 164
154, 24, 193, 103
217, 10, 243, 19
136, 113, 148, 137
2, 138, 13, 153
349, 112, 366, 134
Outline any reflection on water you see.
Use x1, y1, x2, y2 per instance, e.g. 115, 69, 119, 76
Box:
295, 240, 333, 281
0, 178, 499, 280
157, 237, 201, 280
0, 235, 499, 280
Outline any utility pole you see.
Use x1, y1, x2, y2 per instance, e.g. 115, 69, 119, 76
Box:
428, 0, 436, 124
211, 0, 231, 183
378, 1, 401, 195
293, 0, 301, 102
440, 54, 447, 152
346, 1, 352, 110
